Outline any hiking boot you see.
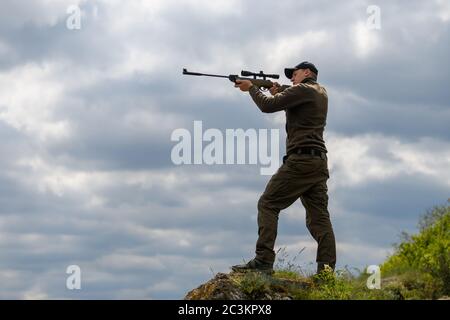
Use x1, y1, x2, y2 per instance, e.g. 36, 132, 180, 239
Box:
231, 258, 274, 274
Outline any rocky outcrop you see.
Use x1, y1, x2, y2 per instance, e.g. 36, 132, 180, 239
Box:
184, 272, 312, 300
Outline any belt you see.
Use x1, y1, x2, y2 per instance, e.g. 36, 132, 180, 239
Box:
293, 148, 327, 159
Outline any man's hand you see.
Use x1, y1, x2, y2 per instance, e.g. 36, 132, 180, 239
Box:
234, 79, 253, 92
269, 82, 281, 96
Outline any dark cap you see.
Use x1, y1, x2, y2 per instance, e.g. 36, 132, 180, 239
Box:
284, 61, 318, 79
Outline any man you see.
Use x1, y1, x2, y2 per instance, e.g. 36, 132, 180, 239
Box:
231, 61, 336, 275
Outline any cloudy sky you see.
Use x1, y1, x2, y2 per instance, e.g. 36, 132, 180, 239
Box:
0, 0, 449, 299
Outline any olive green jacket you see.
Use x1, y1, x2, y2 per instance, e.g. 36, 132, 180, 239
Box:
248, 77, 328, 155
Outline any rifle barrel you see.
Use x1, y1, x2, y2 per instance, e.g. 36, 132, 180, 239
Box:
182, 68, 229, 78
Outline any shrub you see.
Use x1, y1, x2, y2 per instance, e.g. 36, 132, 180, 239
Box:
381, 202, 450, 296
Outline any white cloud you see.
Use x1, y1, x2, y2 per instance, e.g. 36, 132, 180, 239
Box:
108, 47, 166, 78
327, 133, 450, 188
13, 156, 107, 197
96, 253, 165, 271
337, 241, 391, 267
98, 0, 242, 35
351, 22, 380, 58
262, 31, 330, 69
23, 288, 49, 300
0, 62, 72, 143
436, 0, 450, 22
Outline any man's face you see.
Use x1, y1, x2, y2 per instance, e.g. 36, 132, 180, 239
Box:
291, 69, 309, 85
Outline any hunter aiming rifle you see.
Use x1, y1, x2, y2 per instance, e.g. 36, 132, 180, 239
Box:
182, 68, 290, 91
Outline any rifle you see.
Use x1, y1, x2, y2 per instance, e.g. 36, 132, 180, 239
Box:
182, 68, 290, 91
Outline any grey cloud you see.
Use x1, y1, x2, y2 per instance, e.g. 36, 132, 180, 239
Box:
0, 0, 449, 299
333, 174, 448, 222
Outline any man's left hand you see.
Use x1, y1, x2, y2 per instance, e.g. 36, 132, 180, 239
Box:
234, 80, 253, 92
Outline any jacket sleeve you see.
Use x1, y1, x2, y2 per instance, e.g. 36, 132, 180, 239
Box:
248, 84, 314, 113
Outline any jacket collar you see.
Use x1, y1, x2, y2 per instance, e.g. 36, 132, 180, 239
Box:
301, 77, 317, 84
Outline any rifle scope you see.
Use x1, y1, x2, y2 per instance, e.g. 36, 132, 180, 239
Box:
240, 70, 279, 80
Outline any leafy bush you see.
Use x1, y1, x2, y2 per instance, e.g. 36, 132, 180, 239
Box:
381, 202, 450, 296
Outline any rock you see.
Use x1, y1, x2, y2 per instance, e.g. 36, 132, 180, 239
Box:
185, 273, 246, 300
184, 271, 312, 300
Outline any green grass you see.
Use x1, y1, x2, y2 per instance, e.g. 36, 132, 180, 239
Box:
230, 272, 272, 299
234, 201, 449, 300
232, 266, 401, 300
273, 270, 304, 280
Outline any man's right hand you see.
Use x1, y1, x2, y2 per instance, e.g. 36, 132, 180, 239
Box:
269, 82, 281, 96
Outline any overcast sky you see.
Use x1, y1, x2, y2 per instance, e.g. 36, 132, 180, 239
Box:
0, 0, 449, 299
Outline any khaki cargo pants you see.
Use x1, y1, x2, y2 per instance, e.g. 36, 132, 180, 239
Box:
256, 153, 336, 269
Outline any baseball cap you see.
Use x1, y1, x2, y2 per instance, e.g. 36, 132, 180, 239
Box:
284, 61, 318, 79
